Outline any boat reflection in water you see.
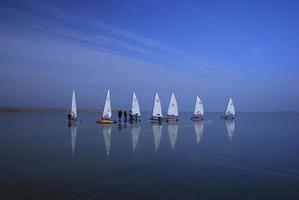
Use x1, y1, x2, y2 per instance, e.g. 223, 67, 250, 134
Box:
226, 120, 235, 141
152, 124, 162, 152
131, 124, 141, 152
193, 122, 204, 143
70, 126, 77, 155
103, 126, 112, 156
168, 124, 178, 149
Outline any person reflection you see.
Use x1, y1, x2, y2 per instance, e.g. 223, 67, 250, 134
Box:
168, 124, 178, 149
103, 126, 112, 156
131, 124, 141, 152
193, 122, 204, 144
152, 124, 162, 152
226, 120, 236, 142
71, 126, 77, 155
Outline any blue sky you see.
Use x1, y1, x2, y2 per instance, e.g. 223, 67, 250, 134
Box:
0, 0, 298, 111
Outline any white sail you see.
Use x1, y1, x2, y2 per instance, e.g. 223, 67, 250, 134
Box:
225, 97, 235, 116
194, 96, 203, 115
226, 120, 235, 141
167, 93, 178, 116
71, 126, 77, 155
153, 124, 162, 152
71, 90, 77, 118
103, 126, 112, 156
152, 92, 162, 117
102, 89, 112, 119
194, 122, 204, 143
131, 92, 141, 116
168, 124, 178, 149
131, 125, 141, 152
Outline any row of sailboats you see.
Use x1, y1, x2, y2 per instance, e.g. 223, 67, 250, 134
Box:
70, 121, 235, 156
68, 89, 235, 124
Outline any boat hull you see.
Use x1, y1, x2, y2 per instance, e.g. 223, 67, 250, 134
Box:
221, 115, 235, 120
191, 115, 203, 121
150, 117, 163, 123
165, 115, 178, 122
96, 118, 116, 124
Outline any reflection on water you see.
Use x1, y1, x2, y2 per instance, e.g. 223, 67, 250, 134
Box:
226, 120, 235, 141
70, 126, 77, 155
131, 124, 141, 152
168, 124, 178, 149
194, 122, 204, 143
152, 124, 162, 152
103, 126, 112, 156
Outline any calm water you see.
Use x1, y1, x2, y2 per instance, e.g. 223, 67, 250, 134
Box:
0, 112, 299, 199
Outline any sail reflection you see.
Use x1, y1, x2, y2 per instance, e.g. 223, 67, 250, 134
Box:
152, 124, 162, 152
194, 122, 204, 143
131, 125, 141, 152
71, 126, 77, 155
168, 124, 178, 149
103, 126, 112, 156
226, 120, 235, 141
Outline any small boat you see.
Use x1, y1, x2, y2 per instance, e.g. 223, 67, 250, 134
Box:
221, 97, 235, 120
130, 92, 141, 122
191, 96, 204, 121
96, 89, 116, 124
149, 92, 163, 123
68, 90, 77, 124
165, 93, 179, 122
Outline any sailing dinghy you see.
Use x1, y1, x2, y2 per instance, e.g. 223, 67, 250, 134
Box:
191, 96, 204, 121
165, 93, 179, 122
68, 90, 77, 124
221, 97, 235, 120
150, 92, 163, 123
130, 92, 141, 122
96, 89, 116, 124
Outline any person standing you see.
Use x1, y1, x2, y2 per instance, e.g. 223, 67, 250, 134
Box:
118, 110, 122, 123
124, 110, 127, 123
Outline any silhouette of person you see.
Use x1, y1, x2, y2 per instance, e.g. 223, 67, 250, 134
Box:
124, 110, 127, 123
118, 110, 122, 123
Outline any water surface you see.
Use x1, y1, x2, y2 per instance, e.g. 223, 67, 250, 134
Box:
0, 112, 299, 199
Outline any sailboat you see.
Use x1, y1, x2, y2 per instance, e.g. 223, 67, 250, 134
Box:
130, 92, 141, 122
191, 96, 204, 121
68, 90, 77, 124
96, 89, 116, 124
168, 124, 178, 149
221, 97, 235, 120
165, 93, 179, 122
149, 92, 163, 123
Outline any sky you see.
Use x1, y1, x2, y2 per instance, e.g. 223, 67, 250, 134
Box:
0, 0, 299, 111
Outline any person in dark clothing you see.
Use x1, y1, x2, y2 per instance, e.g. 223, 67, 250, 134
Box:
123, 110, 127, 123
129, 110, 133, 122
118, 110, 122, 123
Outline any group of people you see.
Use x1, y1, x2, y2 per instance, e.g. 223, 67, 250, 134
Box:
117, 110, 139, 123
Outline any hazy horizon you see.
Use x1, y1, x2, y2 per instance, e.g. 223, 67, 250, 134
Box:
1, 0, 299, 111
